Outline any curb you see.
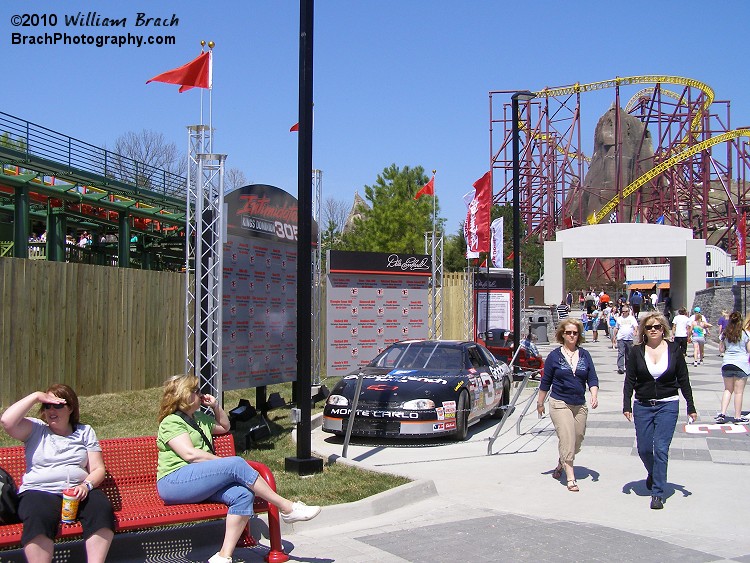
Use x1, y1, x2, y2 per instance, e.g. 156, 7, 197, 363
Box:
285, 413, 439, 533
280, 478, 439, 533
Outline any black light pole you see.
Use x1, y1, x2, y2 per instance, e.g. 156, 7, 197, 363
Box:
512, 91, 534, 353
285, 0, 323, 476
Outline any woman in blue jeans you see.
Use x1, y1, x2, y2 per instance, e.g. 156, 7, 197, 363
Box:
156, 375, 320, 563
623, 312, 697, 510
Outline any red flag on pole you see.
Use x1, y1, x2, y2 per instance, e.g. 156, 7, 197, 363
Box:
147, 51, 211, 93
738, 211, 747, 266
290, 122, 299, 132
414, 176, 435, 199
464, 171, 492, 253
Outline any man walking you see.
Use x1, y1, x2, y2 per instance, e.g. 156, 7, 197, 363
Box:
614, 305, 638, 374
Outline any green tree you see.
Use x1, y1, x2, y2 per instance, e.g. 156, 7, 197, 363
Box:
339, 164, 443, 253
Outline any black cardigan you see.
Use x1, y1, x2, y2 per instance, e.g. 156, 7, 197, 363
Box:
622, 340, 696, 414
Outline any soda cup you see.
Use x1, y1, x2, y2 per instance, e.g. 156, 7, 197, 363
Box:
61, 488, 80, 523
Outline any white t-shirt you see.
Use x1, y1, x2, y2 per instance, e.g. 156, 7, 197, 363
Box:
616, 315, 638, 341
20, 418, 101, 494
672, 314, 691, 338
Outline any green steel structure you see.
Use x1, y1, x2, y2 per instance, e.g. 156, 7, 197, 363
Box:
0, 111, 188, 270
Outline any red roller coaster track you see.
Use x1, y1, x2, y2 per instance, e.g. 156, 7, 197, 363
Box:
490, 76, 750, 282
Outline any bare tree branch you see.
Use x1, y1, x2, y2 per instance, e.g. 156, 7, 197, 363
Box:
225, 168, 248, 192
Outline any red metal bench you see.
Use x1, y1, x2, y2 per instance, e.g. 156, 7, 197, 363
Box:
0, 434, 288, 562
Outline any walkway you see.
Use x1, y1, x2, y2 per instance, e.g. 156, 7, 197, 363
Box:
255, 336, 750, 563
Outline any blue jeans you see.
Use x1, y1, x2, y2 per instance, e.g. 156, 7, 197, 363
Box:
633, 400, 679, 497
157, 456, 260, 516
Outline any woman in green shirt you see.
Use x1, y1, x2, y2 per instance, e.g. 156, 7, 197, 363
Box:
156, 375, 320, 563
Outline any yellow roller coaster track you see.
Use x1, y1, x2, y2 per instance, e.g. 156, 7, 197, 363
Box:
531, 75, 715, 226
624, 87, 686, 113
586, 129, 750, 224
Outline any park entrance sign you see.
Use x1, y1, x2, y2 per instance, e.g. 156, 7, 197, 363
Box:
326, 250, 431, 375
222, 184, 299, 390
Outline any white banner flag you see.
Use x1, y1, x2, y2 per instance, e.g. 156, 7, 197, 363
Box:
490, 217, 504, 267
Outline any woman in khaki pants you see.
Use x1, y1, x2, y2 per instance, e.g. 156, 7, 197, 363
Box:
537, 318, 599, 491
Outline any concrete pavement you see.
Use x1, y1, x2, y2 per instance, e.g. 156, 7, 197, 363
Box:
235, 335, 750, 562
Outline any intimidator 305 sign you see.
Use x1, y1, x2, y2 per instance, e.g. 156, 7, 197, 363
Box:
326, 250, 431, 375
222, 184, 302, 390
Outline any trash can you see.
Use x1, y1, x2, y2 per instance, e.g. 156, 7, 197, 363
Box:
529, 315, 549, 344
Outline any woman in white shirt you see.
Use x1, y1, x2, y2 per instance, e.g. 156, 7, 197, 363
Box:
671, 308, 691, 357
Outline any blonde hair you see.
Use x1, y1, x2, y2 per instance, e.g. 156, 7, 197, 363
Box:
635, 312, 672, 344
158, 374, 200, 422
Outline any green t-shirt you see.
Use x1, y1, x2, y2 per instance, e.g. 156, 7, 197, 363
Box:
156, 411, 215, 480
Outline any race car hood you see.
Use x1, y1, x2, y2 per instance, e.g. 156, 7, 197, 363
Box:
336, 367, 465, 401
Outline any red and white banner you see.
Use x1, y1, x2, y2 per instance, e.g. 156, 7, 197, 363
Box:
490, 217, 504, 267
738, 211, 747, 267
463, 189, 479, 259
463, 171, 492, 254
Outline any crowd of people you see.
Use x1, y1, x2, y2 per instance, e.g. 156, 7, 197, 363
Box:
543, 289, 748, 511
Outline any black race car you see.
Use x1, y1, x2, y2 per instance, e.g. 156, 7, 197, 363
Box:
322, 340, 512, 441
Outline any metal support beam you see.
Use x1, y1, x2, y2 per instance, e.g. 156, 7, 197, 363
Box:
13, 184, 29, 258
118, 212, 130, 268
47, 207, 66, 262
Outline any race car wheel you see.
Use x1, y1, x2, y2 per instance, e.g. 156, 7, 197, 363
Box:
453, 391, 469, 441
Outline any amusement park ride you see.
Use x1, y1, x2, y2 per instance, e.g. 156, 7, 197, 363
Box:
491, 75, 750, 282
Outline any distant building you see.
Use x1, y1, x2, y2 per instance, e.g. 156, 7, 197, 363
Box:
343, 191, 370, 234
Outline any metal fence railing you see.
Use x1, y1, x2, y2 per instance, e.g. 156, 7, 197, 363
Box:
0, 111, 186, 200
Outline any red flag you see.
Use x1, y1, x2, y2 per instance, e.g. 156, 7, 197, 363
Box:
414, 176, 435, 199
147, 51, 211, 93
290, 122, 299, 132
464, 171, 492, 253
738, 211, 747, 266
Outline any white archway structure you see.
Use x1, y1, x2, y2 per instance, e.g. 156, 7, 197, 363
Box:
544, 224, 705, 310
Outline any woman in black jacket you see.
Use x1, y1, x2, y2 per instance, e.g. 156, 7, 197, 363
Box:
623, 312, 697, 510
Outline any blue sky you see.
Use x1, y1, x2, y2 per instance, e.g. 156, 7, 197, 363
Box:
3, 0, 750, 234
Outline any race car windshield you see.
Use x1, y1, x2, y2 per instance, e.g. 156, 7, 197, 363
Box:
369, 343, 463, 370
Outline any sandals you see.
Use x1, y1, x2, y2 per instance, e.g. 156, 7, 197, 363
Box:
552, 461, 563, 480
567, 480, 579, 492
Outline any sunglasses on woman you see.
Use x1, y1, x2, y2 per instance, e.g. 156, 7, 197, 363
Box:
644, 324, 663, 331
42, 403, 66, 410
563, 330, 578, 336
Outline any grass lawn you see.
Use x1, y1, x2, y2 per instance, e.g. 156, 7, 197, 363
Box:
0, 381, 410, 506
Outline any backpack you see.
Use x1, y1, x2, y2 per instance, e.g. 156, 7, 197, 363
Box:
0, 466, 19, 524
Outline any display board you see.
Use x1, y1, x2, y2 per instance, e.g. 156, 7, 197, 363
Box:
222, 184, 299, 390
473, 269, 513, 339
326, 250, 431, 375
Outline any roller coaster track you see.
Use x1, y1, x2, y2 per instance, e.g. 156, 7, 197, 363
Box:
624, 87, 686, 113
586, 129, 750, 224
531, 75, 715, 226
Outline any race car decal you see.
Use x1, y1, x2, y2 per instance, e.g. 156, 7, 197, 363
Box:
342, 373, 448, 385
328, 407, 420, 419
454, 381, 464, 391
436, 407, 445, 420
432, 423, 445, 431
444, 420, 457, 430
443, 400, 456, 413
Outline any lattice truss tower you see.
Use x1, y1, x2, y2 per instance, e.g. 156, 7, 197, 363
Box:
424, 231, 444, 339
185, 124, 226, 400
490, 77, 750, 273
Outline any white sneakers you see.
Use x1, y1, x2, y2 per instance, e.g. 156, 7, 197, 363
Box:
281, 501, 322, 524
208, 553, 232, 563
